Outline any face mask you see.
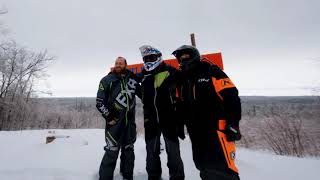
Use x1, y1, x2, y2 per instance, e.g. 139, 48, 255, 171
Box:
180, 59, 196, 71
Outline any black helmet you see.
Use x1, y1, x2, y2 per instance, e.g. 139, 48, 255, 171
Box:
172, 45, 200, 70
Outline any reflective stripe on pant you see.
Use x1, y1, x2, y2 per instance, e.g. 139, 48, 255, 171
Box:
99, 147, 119, 180
99, 144, 134, 180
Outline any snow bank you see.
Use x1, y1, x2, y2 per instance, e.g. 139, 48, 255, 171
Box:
0, 129, 319, 180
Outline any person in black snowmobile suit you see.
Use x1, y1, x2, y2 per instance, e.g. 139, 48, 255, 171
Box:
139, 45, 185, 180
96, 56, 141, 180
172, 45, 242, 180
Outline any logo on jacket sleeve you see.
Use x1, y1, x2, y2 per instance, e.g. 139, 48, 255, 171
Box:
198, 78, 210, 83
99, 83, 104, 91
230, 151, 236, 160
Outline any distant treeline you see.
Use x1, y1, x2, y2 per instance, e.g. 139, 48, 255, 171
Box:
0, 96, 319, 157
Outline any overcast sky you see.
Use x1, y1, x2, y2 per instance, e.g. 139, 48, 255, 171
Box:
1, 0, 319, 97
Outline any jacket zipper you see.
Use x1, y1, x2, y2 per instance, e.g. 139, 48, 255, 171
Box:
169, 92, 174, 105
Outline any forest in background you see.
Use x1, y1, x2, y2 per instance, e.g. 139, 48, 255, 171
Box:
1, 96, 319, 157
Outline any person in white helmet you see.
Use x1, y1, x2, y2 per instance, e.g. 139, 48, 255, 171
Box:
139, 45, 185, 180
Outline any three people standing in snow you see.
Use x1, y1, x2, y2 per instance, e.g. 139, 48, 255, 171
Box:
96, 45, 242, 180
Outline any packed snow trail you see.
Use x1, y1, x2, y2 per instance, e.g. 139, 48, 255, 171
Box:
0, 129, 319, 180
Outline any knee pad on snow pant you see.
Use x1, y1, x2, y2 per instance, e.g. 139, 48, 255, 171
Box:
99, 148, 120, 180
146, 136, 162, 177
163, 136, 185, 180
200, 168, 240, 180
120, 144, 135, 179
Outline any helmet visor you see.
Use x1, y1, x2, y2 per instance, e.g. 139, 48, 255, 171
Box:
143, 54, 159, 62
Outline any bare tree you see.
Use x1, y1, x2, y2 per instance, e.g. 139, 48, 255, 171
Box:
260, 110, 319, 157
0, 41, 54, 99
0, 40, 55, 130
0, 7, 56, 131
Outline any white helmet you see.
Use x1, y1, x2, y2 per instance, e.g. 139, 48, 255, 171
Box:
139, 45, 163, 71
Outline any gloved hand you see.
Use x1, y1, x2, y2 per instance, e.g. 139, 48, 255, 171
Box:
225, 124, 241, 142
102, 110, 118, 126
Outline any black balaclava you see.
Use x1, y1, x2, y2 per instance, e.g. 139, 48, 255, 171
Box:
172, 45, 201, 75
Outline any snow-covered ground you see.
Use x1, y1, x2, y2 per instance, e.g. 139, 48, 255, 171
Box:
0, 129, 319, 180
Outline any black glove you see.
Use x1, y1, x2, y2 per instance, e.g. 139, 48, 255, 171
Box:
225, 124, 241, 142
102, 111, 110, 121
102, 108, 118, 124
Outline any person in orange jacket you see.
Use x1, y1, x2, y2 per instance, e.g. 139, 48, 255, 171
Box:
172, 45, 242, 180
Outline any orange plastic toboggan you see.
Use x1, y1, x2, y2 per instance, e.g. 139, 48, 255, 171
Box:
127, 52, 223, 74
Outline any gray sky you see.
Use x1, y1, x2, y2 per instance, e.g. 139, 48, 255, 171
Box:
1, 0, 319, 97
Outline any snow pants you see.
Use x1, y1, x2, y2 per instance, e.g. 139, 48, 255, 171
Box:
188, 124, 240, 180
145, 128, 185, 180
99, 118, 136, 180
99, 144, 134, 180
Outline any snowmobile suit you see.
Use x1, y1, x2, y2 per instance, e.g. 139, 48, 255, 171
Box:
141, 62, 185, 180
96, 69, 141, 180
177, 61, 241, 180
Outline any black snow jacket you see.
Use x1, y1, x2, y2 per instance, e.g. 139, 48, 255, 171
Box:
177, 60, 241, 170
141, 62, 182, 141
96, 69, 141, 145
